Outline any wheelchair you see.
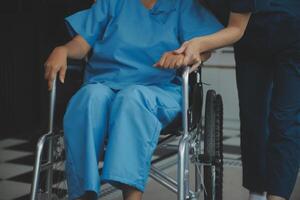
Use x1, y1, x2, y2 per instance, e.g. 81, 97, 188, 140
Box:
30, 60, 224, 200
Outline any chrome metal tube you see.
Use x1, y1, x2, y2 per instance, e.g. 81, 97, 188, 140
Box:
45, 77, 57, 195
182, 67, 190, 138
157, 135, 177, 148
30, 132, 52, 200
40, 162, 55, 171
49, 77, 56, 133
151, 166, 178, 187
212, 165, 216, 200
158, 144, 179, 151
178, 136, 189, 200
184, 139, 190, 199
178, 67, 191, 200
183, 67, 191, 199
195, 163, 202, 194
150, 172, 178, 194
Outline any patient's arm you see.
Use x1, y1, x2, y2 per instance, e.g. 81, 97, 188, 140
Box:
44, 35, 91, 90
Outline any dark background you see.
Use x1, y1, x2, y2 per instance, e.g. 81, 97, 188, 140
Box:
0, 0, 93, 138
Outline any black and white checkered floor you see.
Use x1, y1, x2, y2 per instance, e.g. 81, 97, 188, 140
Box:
0, 127, 242, 200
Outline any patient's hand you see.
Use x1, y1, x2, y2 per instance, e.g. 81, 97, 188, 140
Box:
154, 52, 185, 69
44, 46, 68, 90
155, 51, 211, 72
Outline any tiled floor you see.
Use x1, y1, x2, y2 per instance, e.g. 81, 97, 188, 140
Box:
0, 138, 35, 200
1, 126, 298, 200
0, 127, 242, 200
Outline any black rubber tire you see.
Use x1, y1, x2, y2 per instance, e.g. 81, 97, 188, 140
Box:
203, 90, 223, 200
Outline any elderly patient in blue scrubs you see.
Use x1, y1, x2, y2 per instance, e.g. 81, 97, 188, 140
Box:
44, 0, 222, 199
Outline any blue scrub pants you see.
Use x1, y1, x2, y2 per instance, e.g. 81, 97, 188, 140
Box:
234, 13, 300, 199
63, 83, 181, 200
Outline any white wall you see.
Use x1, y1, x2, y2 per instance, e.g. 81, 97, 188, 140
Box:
202, 47, 240, 130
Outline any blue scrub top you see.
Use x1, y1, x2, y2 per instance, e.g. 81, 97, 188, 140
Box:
65, 0, 223, 90
204, 0, 300, 25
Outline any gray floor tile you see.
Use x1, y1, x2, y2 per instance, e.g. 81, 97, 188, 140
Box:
0, 180, 31, 200
0, 139, 27, 149
0, 150, 32, 163
0, 163, 32, 180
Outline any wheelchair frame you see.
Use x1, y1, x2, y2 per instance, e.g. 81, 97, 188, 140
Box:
30, 66, 223, 200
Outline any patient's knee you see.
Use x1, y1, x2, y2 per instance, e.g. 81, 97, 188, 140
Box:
63, 83, 114, 129
79, 83, 114, 102
114, 85, 150, 106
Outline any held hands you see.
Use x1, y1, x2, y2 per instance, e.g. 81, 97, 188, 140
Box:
154, 50, 202, 72
155, 38, 210, 72
44, 46, 68, 90
154, 52, 186, 69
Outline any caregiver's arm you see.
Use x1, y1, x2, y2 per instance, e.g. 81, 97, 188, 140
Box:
173, 12, 251, 66
178, 12, 251, 54
44, 35, 90, 90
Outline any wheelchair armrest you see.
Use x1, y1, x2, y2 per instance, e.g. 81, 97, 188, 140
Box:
48, 60, 85, 132
181, 67, 190, 138
49, 77, 57, 133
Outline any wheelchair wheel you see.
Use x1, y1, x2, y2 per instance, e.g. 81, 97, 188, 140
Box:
203, 90, 223, 200
51, 135, 68, 199
37, 134, 68, 200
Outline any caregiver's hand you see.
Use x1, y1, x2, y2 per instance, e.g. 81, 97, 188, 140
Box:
174, 38, 203, 66
155, 48, 202, 69
44, 46, 68, 90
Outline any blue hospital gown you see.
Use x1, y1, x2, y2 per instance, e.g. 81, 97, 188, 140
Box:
63, 0, 222, 199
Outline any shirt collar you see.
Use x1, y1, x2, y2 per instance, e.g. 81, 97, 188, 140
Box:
150, 0, 177, 15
